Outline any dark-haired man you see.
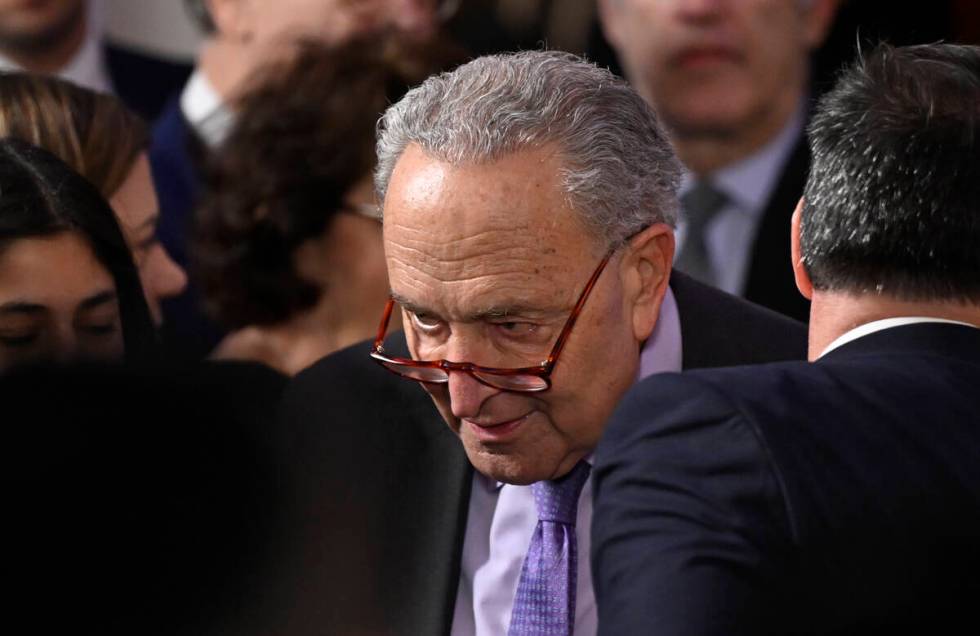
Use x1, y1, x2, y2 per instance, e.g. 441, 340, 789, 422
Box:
593, 41, 980, 635
0, 0, 190, 120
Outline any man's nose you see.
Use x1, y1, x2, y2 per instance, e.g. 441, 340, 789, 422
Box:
446, 368, 500, 420
443, 335, 502, 419
675, 0, 726, 21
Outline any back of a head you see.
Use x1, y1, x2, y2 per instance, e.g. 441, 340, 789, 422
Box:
376, 49, 682, 248
0, 138, 155, 361
0, 72, 148, 198
802, 42, 980, 303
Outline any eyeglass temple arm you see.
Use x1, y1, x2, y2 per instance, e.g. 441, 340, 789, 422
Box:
374, 298, 396, 350
541, 251, 614, 368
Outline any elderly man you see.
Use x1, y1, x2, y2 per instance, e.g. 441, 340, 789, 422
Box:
277, 50, 804, 635
598, 0, 840, 321
593, 42, 980, 635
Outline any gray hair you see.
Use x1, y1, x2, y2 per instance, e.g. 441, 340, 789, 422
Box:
375, 49, 681, 246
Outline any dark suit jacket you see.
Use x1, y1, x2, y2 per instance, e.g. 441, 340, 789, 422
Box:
741, 133, 811, 322
104, 41, 192, 122
592, 322, 980, 635
149, 95, 225, 359
271, 273, 806, 635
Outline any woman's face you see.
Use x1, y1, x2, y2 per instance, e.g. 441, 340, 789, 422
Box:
109, 153, 187, 326
0, 231, 123, 370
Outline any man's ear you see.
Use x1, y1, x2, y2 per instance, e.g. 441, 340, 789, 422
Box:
803, 0, 841, 50
791, 198, 813, 300
622, 223, 674, 341
596, 0, 626, 50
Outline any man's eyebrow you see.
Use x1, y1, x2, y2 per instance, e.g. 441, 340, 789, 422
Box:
77, 290, 118, 312
476, 305, 559, 320
390, 292, 433, 317
390, 292, 561, 322
0, 302, 46, 316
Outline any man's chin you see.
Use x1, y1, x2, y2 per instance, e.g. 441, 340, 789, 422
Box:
465, 446, 552, 486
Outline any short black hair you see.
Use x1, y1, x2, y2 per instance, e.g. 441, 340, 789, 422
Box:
0, 139, 157, 362
802, 42, 980, 303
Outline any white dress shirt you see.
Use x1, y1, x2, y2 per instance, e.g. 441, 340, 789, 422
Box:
675, 102, 806, 296
818, 317, 979, 359
179, 69, 235, 148
450, 288, 684, 636
0, 22, 111, 95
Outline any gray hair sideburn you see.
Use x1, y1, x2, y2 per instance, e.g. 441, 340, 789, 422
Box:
375, 50, 681, 247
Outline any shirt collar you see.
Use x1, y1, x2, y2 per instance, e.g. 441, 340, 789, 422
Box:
681, 99, 807, 217
818, 316, 979, 359
0, 22, 111, 94
180, 69, 235, 148
638, 286, 683, 379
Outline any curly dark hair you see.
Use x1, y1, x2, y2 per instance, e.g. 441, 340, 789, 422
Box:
194, 37, 456, 328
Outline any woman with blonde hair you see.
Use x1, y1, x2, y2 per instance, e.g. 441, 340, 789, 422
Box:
0, 72, 187, 326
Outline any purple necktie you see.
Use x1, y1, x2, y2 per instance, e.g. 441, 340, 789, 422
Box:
508, 461, 592, 636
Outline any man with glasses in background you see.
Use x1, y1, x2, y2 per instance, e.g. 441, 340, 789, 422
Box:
276, 50, 805, 636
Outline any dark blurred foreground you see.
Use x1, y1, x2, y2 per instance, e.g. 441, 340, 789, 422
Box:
4, 361, 294, 635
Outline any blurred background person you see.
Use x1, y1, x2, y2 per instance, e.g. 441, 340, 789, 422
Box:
153, 0, 463, 360
0, 72, 188, 327
194, 39, 455, 376
0, 0, 190, 120
0, 138, 155, 371
193, 42, 416, 375
598, 0, 840, 321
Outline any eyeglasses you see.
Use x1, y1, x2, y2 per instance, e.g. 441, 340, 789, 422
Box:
369, 249, 614, 392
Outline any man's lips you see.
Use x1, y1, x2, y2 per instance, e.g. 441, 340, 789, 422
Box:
673, 46, 741, 69
463, 413, 531, 442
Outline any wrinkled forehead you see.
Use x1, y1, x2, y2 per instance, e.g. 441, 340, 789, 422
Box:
382, 145, 603, 315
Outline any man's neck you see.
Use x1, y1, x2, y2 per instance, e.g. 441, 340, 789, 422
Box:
197, 39, 250, 102
672, 88, 804, 176
0, 13, 87, 75
807, 291, 980, 360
